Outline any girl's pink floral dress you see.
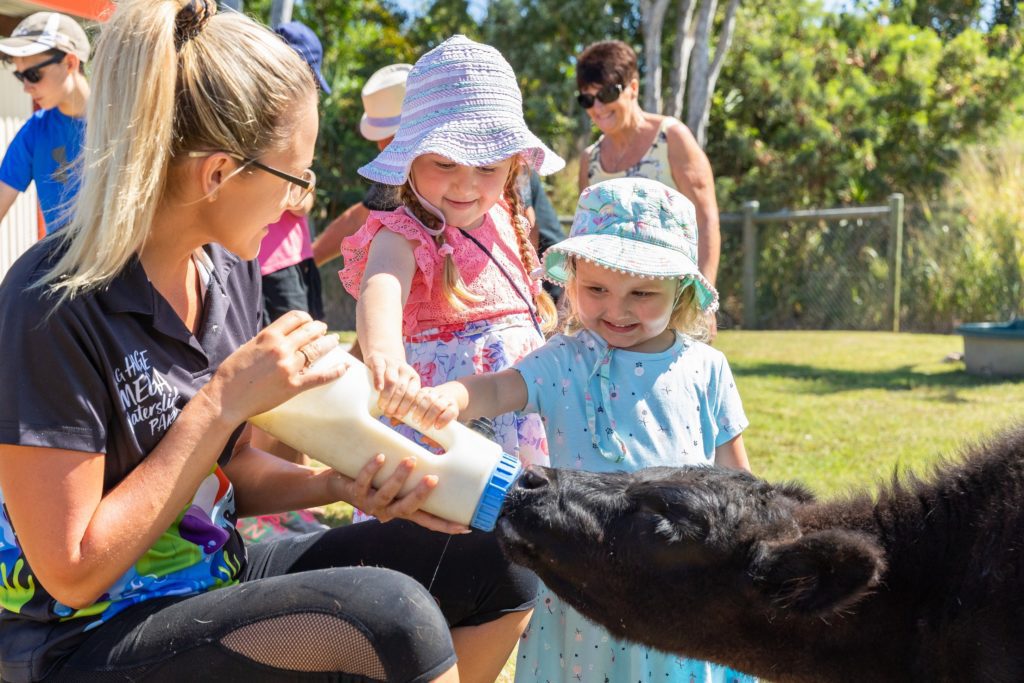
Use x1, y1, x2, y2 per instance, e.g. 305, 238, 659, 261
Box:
341, 202, 549, 521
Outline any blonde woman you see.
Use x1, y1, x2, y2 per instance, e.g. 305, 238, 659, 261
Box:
0, 3, 534, 681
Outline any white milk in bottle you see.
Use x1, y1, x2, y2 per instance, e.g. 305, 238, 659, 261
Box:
249, 347, 521, 531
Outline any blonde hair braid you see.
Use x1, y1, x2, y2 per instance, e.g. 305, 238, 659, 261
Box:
502, 161, 557, 335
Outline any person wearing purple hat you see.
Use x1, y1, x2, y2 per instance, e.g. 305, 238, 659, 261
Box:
274, 20, 331, 95
389, 177, 753, 683
340, 36, 565, 505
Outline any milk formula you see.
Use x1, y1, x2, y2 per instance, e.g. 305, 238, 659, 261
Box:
249, 347, 521, 531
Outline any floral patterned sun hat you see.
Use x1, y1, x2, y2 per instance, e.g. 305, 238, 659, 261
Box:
358, 34, 565, 186
543, 177, 719, 312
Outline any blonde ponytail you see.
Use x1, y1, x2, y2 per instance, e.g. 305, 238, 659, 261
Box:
39, 0, 314, 301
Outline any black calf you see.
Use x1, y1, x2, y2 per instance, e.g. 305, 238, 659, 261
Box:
497, 426, 1024, 683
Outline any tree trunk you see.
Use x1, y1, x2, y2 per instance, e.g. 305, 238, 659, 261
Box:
640, 0, 671, 114
685, 0, 717, 145
667, 0, 697, 119
698, 0, 741, 142
270, 0, 294, 27
685, 0, 740, 147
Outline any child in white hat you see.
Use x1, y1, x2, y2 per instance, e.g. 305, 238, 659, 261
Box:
340, 35, 564, 478
0, 11, 91, 233
311, 63, 411, 268
390, 177, 755, 683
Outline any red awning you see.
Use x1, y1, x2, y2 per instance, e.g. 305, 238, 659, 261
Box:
23, 0, 113, 21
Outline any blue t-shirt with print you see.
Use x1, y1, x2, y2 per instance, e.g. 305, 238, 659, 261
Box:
0, 108, 85, 233
511, 328, 753, 683
515, 328, 748, 472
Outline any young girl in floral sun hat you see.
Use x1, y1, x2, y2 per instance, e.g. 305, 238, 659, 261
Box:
340, 35, 564, 522
389, 176, 755, 683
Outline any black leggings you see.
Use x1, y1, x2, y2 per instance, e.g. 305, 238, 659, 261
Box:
45, 521, 536, 683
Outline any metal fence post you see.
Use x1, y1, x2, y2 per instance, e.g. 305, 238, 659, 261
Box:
741, 201, 759, 329
886, 193, 904, 333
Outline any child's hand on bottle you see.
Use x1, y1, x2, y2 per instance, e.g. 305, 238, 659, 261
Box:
403, 386, 461, 431
364, 353, 422, 417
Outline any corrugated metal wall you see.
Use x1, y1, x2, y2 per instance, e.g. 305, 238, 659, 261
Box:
0, 78, 37, 280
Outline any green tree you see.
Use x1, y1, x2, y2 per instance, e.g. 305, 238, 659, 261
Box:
406, 0, 482, 49
706, 0, 1024, 210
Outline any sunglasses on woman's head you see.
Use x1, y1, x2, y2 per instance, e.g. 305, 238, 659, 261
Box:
577, 83, 623, 109
12, 52, 65, 84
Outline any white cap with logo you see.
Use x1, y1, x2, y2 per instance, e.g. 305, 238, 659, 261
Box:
0, 12, 91, 63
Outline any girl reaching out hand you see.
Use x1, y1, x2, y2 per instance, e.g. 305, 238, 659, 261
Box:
340, 35, 565, 493
394, 177, 755, 683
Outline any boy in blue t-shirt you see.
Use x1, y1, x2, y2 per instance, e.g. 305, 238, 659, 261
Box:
0, 12, 90, 234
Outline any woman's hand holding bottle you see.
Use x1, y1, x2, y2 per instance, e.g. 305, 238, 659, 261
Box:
200, 311, 346, 427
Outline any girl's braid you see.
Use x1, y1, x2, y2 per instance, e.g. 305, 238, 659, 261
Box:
503, 161, 557, 334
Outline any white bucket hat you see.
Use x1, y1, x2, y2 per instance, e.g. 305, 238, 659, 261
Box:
0, 12, 90, 62
358, 35, 564, 185
360, 63, 412, 141
545, 177, 719, 312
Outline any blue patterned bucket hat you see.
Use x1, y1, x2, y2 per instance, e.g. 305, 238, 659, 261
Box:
544, 177, 719, 312
358, 35, 565, 185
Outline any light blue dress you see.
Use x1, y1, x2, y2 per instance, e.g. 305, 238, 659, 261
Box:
512, 329, 754, 683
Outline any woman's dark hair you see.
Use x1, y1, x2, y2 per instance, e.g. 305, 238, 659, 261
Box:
576, 40, 639, 90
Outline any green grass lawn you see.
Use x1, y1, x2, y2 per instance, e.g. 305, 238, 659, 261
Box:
716, 330, 1024, 496
321, 330, 1023, 682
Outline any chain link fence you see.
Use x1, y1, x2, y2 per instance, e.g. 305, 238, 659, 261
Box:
716, 196, 1021, 333
717, 196, 903, 332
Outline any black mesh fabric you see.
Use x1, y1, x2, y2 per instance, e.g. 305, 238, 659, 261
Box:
219, 612, 387, 678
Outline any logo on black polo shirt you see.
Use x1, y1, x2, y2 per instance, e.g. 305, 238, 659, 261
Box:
114, 349, 181, 437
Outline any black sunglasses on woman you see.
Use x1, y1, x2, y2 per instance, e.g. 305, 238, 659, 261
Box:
12, 52, 65, 84
576, 82, 623, 109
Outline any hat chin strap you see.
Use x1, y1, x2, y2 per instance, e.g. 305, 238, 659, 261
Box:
406, 173, 448, 237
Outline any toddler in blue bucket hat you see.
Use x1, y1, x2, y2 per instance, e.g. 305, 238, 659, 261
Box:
388, 176, 754, 683
339, 35, 565, 527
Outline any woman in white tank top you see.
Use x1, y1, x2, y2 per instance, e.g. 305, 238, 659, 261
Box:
575, 40, 722, 310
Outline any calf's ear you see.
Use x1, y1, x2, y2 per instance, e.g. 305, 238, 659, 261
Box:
751, 529, 886, 616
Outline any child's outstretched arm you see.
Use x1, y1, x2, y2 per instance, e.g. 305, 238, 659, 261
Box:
358, 229, 423, 414
715, 434, 751, 472
394, 369, 529, 431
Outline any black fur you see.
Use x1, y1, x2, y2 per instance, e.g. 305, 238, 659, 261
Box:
497, 426, 1024, 682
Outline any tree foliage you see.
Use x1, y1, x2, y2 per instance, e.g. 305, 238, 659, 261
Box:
238, 0, 1023, 215
707, 0, 1024, 209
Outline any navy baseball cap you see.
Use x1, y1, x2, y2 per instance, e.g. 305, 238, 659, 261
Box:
275, 21, 331, 95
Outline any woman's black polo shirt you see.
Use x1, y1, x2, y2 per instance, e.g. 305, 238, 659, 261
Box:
0, 237, 260, 682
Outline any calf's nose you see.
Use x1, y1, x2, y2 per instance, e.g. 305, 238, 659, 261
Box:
516, 466, 550, 491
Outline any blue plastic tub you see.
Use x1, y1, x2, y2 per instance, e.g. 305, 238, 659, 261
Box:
956, 319, 1024, 377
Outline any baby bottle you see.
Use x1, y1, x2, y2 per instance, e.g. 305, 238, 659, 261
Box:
249, 347, 522, 531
